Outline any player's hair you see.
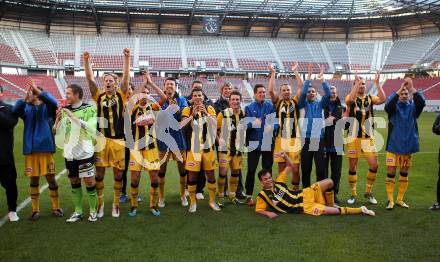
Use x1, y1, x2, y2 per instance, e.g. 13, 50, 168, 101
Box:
103, 72, 118, 82
257, 169, 272, 181
254, 84, 265, 94
66, 84, 84, 100
165, 77, 176, 84
220, 82, 232, 92
192, 80, 203, 88
229, 90, 242, 100
279, 83, 291, 91
190, 87, 204, 97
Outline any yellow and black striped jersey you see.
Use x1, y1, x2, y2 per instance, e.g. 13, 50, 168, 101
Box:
130, 103, 159, 150
217, 108, 246, 156
346, 94, 380, 138
93, 89, 127, 139
182, 105, 216, 153
274, 97, 300, 139
255, 171, 304, 214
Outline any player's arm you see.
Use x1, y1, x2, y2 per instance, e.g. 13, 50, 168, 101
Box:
29, 79, 58, 116
255, 197, 278, 219
406, 77, 426, 118
83, 51, 99, 98
143, 69, 167, 104
268, 64, 278, 104
180, 106, 194, 128
216, 112, 224, 142
120, 48, 131, 94
371, 71, 386, 105
291, 61, 303, 98
298, 63, 312, 109
318, 65, 331, 108
347, 74, 360, 106
384, 84, 401, 115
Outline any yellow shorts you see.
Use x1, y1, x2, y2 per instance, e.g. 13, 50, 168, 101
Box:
159, 150, 186, 163
186, 150, 217, 172
25, 152, 55, 177
95, 138, 125, 170
302, 182, 326, 216
386, 152, 412, 167
273, 137, 301, 164
129, 148, 160, 172
218, 153, 242, 170
346, 138, 377, 159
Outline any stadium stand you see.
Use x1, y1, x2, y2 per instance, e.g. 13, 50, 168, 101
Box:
17, 31, 58, 66
383, 35, 440, 70
347, 42, 375, 71
0, 29, 25, 65
0, 73, 62, 100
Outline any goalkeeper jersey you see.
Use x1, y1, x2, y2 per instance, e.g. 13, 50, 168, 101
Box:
56, 103, 97, 161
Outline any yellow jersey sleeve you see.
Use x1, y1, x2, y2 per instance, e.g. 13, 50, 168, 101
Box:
255, 196, 268, 212
151, 103, 160, 111
217, 112, 224, 130
370, 95, 381, 105
207, 105, 216, 116
292, 96, 299, 103
116, 89, 127, 105
181, 106, 191, 118
345, 95, 351, 105
92, 89, 103, 103
275, 171, 288, 183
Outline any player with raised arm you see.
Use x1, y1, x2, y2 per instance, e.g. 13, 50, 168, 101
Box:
345, 72, 386, 205
126, 70, 167, 217
268, 62, 302, 191
13, 80, 63, 221
156, 77, 189, 208
83, 48, 130, 218
384, 77, 425, 210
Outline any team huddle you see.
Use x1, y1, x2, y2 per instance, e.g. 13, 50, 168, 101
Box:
1, 47, 440, 223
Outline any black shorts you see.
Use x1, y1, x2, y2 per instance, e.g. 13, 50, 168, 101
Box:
65, 156, 95, 179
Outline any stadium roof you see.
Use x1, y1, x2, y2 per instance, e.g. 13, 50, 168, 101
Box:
2, 0, 440, 39
6, 1, 440, 19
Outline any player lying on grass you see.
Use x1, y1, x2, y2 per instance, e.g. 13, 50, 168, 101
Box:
255, 152, 375, 219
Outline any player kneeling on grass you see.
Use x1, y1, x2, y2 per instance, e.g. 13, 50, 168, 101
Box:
384, 77, 425, 210
216, 90, 246, 206
255, 152, 375, 218
54, 84, 99, 223
127, 82, 163, 217
13, 80, 63, 221
182, 87, 219, 213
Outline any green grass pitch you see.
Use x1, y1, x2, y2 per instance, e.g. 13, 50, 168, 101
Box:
0, 111, 439, 261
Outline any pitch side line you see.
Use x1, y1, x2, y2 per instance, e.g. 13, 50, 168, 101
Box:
0, 169, 67, 228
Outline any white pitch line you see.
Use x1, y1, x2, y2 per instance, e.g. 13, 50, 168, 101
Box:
0, 169, 67, 228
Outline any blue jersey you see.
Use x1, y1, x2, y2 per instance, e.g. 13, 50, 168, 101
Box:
385, 91, 425, 154
13, 92, 58, 155
157, 94, 188, 151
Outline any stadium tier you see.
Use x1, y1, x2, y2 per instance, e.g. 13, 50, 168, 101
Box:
0, 29, 439, 72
